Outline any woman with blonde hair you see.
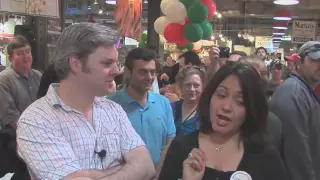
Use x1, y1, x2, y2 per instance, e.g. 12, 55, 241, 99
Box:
171, 66, 206, 135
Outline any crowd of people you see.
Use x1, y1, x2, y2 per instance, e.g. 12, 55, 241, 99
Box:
0, 22, 320, 180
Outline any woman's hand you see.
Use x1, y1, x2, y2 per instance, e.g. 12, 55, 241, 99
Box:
182, 148, 206, 180
164, 93, 180, 103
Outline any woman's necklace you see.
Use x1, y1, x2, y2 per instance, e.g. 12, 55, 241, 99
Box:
215, 146, 224, 152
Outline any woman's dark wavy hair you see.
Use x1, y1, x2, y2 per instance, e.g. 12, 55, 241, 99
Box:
37, 63, 59, 99
198, 62, 268, 146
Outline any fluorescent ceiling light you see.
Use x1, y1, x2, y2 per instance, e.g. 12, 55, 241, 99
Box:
274, 0, 299, 5
273, 26, 288, 30
273, 17, 292, 20
273, 32, 285, 35
105, 0, 116, 5
273, 30, 285, 35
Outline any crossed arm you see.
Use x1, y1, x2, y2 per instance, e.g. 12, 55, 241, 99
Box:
64, 146, 155, 180
17, 105, 155, 180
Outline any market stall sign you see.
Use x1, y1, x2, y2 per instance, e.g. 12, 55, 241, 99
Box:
292, 20, 317, 44
0, 0, 59, 17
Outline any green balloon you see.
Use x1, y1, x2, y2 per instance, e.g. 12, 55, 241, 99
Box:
201, 21, 212, 39
186, 43, 194, 50
141, 33, 147, 41
187, 2, 208, 23
138, 41, 146, 48
180, 0, 200, 9
177, 46, 185, 50
183, 23, 204, 42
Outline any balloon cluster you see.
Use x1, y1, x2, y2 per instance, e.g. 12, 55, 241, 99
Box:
154, 0, 216, 50
138, 32, 148, 48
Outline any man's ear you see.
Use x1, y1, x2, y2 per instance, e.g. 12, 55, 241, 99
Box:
69, 56, 81, 75
123, 66, 131, 79
8, 55, 12, 62
123, 66, 132, 86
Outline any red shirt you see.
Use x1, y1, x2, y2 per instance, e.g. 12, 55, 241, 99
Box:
315, 85, 320, 96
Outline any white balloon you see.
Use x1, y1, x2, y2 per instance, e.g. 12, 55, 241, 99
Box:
165, 1, 187, 23
154, 16, 171, 35
160, 0, 178, 15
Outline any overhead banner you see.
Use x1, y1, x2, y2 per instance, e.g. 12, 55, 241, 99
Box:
255, 36, 273, 49
292, 20, 317, 44
0, 0, 59, 17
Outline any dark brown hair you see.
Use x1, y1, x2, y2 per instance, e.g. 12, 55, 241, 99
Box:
198, 62, 268, 146
7, 35, 31, 56
255, 47, 268, 55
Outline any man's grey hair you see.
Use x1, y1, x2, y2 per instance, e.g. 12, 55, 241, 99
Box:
52, 22, 121, 80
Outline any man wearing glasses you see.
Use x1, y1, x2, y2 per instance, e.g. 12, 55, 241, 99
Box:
270, 41, 320, 180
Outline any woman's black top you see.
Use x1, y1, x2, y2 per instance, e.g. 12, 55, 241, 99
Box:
159, 131, 289, 180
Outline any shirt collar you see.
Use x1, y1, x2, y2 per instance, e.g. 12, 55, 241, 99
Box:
45, 83, 105, 113
10, 67, 33, 79
119, 88, 156, 105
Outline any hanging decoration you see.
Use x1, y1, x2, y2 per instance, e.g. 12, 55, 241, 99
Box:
138, 31, 148, 47
273, 7, 292, 20
115, 0, 142, 40
155, 0, 216, 50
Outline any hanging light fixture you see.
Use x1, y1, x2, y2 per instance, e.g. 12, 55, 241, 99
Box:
274, 0, 299, 5
93, 0, 99, 4
273, 7, 292, 20
273, 29, 285, 36
273, 21, 288, 30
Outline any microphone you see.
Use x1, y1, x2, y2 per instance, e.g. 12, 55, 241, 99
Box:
95, 150, 106, 160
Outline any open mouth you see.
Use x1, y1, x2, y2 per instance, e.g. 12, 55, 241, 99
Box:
218, 115, 231, 121
187, 93, 196, 96
216, 114, 231, 126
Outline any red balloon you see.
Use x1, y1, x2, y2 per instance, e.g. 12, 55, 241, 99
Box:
185, 18, 189, 24
200, 0, 217, 19
163, 23, 184, 43
176, 38, 189, 46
